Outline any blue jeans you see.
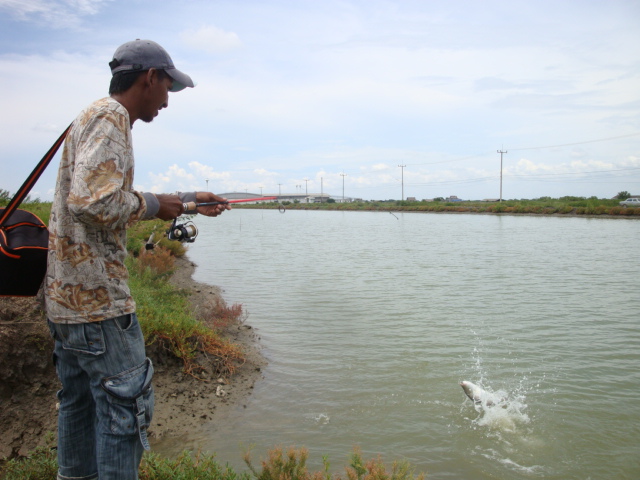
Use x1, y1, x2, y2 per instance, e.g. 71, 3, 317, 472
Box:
48, 313, 154, 480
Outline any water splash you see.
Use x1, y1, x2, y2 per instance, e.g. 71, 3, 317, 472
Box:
309, 413, 330, 425
472, 390, 530, 432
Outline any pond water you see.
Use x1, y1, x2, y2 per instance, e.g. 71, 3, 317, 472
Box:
156, 210, 640, 480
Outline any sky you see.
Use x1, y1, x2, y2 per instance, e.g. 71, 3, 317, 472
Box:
1, 0, 639, 202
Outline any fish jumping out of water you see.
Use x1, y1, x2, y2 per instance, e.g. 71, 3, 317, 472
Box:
460, 380, 506, 407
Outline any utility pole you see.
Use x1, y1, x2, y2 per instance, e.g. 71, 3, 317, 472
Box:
340, 172, 347, 202
497, 149, 507, 202
321, 177, 324, 202
278, 183, 282, 195
398, 164, 406, 201
259, 186, 263, 196
304, 179, 309, 195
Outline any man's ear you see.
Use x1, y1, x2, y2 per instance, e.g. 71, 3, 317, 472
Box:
145, 68, 158, 86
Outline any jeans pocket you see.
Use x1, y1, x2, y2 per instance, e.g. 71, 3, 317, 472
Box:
114, 313, 134, 331
54, 321, 106, 356
101, 358, 155, 448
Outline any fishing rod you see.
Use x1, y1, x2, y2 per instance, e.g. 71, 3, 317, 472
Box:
181, 196, 279, 210
165, 196, 284, 244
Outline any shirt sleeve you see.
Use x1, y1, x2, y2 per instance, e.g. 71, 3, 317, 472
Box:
141, 192, 160, 219
67, 110, 146, 229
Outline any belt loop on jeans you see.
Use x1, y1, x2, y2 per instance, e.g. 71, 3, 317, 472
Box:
135, 395, 151, 451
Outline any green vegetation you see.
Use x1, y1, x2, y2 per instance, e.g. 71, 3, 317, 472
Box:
1, 445, 426, 480
0, 190, 51, 224
241, 195, 639, 216
126, 219, 246, 377
0, 443, 57, 480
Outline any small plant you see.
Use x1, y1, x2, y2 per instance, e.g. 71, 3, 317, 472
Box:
135, 246, 176, 277
243, 447, 426, 480
209, 302, 247, 331
344, 449, 424, 480
244, 446, 316, 480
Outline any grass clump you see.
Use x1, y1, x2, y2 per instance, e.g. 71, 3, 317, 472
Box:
0, 447, 57, 480
0, 434, 57, 480
139, 451, 250, 480
126, 253, 245, 377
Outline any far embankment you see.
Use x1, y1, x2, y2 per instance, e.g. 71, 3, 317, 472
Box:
237, 196, 640, 217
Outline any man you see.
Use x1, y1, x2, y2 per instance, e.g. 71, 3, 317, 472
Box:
44, 39, 229, 480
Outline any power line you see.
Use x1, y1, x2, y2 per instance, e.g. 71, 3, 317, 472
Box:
402, 166, 640, 188
403, 132, 640, 167
508, 132, 640, 151
407, 176, 497, 187
406, 152, 491, 166
508, 166, 640, 178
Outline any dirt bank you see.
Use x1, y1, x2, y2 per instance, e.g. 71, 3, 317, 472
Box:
0, 255, 265, 460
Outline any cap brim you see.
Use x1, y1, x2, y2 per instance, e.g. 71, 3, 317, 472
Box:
166, 68, 194, 92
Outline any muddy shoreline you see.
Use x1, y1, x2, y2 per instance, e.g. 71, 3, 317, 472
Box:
150, 255, 266, 444
0, 254, 266, 460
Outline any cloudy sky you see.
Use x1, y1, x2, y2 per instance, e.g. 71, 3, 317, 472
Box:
1, 0, 639, 201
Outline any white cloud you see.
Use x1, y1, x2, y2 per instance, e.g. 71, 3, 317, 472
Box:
0, 0, 112, 28
371, 163, 391, 172
180, 26, 242, 54
253, 168, 278, 178
188, 161, 230, 181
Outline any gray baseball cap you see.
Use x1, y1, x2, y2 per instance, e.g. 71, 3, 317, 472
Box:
109, 39, 194, 92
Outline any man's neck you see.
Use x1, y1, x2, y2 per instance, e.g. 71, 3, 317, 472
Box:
110, 92, 138, 126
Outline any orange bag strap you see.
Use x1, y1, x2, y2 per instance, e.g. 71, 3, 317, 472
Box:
0, 123, 72, 227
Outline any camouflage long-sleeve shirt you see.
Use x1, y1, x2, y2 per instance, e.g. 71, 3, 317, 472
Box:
45, 97, 147, 324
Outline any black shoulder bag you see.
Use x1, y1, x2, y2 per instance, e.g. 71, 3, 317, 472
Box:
0, 124, 72, 296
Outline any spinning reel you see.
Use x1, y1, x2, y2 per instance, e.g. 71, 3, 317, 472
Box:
167, 218, 198, 243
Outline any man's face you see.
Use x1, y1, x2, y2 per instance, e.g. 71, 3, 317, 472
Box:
140, 70, 173, 123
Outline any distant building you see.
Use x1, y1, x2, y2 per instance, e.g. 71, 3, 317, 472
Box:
218, 192, 275, 203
